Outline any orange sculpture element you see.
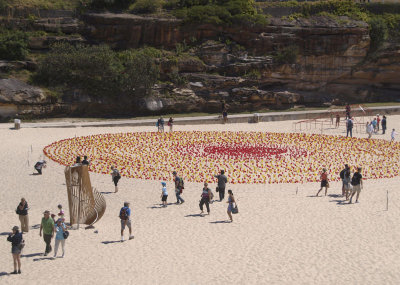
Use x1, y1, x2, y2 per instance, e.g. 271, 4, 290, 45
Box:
64, 165, 106, 226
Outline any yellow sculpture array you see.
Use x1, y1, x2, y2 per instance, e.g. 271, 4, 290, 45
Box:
64, 165, 106, 227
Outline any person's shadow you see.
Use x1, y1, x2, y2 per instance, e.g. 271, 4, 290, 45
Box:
100, 192, 113, 194
22, 252, 42, 258
0, 232, 10, 236
210, 220, 231, 224
33, 257, 54, 262
148, 203, 174, 209
102, 240, 122, 244
184, 214, 204, 218
0, 272, 9, 276
30, 173, 41, 176
330, 199, 350, 205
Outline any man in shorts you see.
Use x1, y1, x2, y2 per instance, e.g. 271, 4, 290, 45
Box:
349, 167, 363, 204
119, 202, 134, 241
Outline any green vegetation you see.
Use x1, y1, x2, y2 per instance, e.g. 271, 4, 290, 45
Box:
88, 0, 134, 10
273, 45, 299, 65
0, 29, 29, 60
130, 0, 164, 14
0, 0, 81, 10
33, 43, 160, 98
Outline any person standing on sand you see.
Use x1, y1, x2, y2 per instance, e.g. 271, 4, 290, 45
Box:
316, 168, 329, 197
222, 108, 228, 124
111, 166, 121, 193
39, 210, 55, 256
214, 170, 228, 201
119, 202, 134, 241
345, 103, 351, 119
74, 156, 81, 166
53, 219, 67, 258
16, 198, 29, 233
161, 182, 168, 207
227, 190, 235, 222
7, 226, 23, 274
173, 171, 185, 204
168, 117, 174, 132
382, 115, 387, 134
349, 167, 363, 204
335, 114, 340, 128
377, 115, 381, 131
34, 160, 46, 175
367, 122, 374, 139
391, 129, 397, 142
346, 117, 353, 138
199, 182, 212, 215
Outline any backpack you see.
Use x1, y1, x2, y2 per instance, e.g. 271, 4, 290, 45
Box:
340, 169, 345, 180
348, 120, 353, 128
18, 237, 25, 250
351, 173, 360, 186
119, 207, 128, 220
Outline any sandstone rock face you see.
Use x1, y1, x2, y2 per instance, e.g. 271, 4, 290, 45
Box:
0, 79, 46, 104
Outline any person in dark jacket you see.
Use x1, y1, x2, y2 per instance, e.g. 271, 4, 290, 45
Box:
82, 155, 90, 165
199, 182, 212, 215
34, 160, 46, 175
214, 170, 228, 201
16, 198, 29, 232
382, 115, 387, 134
7, 226, 23, 274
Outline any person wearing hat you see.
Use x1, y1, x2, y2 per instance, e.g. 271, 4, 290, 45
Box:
54, 218, 67, 258
16, 198, 29, 232
173, 171, 185, 204
7, 226, 23, 274
57, 204, 65, 221
39, 210, 55, 256
160, 182, 168, 207
316, 168, 329, 197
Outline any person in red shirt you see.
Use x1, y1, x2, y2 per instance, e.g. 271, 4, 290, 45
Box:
316, 168, 329, 197
376, 115, 381, 131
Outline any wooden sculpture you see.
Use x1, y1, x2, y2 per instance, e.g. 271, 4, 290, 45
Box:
64, 165, 106, 227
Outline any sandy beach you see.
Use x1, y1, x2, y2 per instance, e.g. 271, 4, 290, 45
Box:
1, 117, 400, 285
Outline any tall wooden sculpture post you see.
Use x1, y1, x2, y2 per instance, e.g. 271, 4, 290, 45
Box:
64, 165, 106, 228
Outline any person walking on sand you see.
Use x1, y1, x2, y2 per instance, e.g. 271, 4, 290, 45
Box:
222, 108, 228, 124
214, 170, 228, 201
53, 219, 67, 258
391, 129, 397, 142
372, 118, 377, 133
339, 165, 350, 197
227, 190, 236, 222
173, 171, 185, 204
199, 182, 212, 215
16, 198, 29, 233
7, 226, 23, 274
377, 115, 381, 131
161, 182, 168, 207
382, 115, 387, 134
335, 113, 340, 128
111, 166, 121, 193
349, 167, 363, 204
316, 168, 329, 197
39, 210, 54, 256
119, 202, 134, 241
343, 167, 352, 200
367, 122, 374, 139
168, 117, 174, 132
34, 160, 46, 175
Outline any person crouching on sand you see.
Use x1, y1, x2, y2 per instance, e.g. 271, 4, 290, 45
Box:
161, 181, 168, 207
316, 168, 329, 197
34, 160, 46, 175
111, 166, 121, 193
227, 190, 235, 222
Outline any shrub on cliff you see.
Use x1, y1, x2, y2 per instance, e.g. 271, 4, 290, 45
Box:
130, 0, 165, 14
34, 44, 160, 98
368, 17, 388, 52
273, 46, 299, 65
0, 29, 29, 60
89, 0, 135, 10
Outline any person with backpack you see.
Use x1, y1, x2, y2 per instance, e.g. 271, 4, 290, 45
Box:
173, 171, 185, 204
119, 202, 134, 241
349, 167, 363, 204
16, 198, 29, 233
34, 160, 46, 175
199, 182, 212, 215
111, 166, 121, 193
214, 170, 228, 201
54, 219, 67, 258
340, 165, 350, 197
346, 118, 353, 138
7, 226, 23, 274
316, 168, 329, 197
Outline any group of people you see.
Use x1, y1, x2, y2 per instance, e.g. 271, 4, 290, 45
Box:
366, 115, 388, 138
316, 165, 363, 204
8, 201, 68, 274
156, 117, 174, 132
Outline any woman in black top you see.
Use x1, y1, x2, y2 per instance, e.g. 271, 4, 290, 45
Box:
17, 198, 29, 232
7, 226, 23, 274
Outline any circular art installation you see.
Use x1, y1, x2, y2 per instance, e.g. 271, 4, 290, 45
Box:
43, 131, 400, 184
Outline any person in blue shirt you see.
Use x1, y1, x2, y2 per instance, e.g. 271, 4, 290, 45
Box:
54, 219, 67, 258
119, 202, 134, 242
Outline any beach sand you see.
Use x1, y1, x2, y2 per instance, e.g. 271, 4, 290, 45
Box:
1, 117, 400, 284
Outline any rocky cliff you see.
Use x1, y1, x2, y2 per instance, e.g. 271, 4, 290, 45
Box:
1, 11, 399, 120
